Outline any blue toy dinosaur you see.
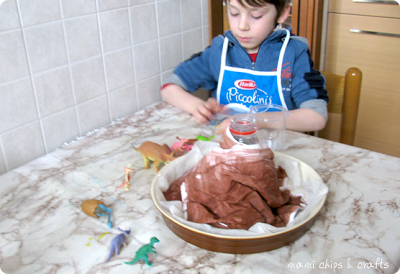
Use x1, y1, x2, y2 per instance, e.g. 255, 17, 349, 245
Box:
124, 237, 160, 266
95, 203, 113, 228
104, 227, 131, 263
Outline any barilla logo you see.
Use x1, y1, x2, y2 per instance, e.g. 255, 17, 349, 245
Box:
234, 79, 256, 90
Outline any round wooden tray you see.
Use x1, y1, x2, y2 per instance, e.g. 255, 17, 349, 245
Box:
151, 151, 326, 254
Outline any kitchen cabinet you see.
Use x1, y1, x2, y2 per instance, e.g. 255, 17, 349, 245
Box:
324, 0, 400, 157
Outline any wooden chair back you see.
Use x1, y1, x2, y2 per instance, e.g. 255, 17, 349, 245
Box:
318, 68, 362, 145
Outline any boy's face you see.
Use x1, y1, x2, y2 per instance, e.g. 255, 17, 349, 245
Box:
226, 0, 289, 54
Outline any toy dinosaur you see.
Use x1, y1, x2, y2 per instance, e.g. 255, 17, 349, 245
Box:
104, 227, 131, 262
171, 136, 198, 156
181, 137, 197, 146
118, 166, 134, 190
81, 199, 113, 228
133, 141, 176, 173
170, 137, 192, 156
196, 135, 214, 141
170, 138, 187, 156
124, 237, 160, 266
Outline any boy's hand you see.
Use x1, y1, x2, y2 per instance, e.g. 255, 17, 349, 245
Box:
192, 98, 222, 124
160, 84, 223, 125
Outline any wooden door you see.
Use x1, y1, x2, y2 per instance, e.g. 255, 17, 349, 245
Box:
208, 0, 324, 69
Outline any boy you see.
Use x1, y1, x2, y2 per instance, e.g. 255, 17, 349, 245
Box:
160, 0, 328, 132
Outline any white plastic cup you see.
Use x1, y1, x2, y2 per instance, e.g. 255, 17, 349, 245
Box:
249, 104, 289, 150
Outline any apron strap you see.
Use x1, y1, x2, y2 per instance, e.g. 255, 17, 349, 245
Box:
277, 29, 291, 76
276, 29, 290, 109
216, 37, 229, 103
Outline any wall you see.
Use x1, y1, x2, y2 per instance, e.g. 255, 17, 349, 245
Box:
0, 0, 210, 175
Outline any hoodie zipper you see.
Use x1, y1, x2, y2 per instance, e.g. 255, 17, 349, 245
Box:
250, 53, 256, 70
230, 40, 257, 70
248, 51, 256, 70
229, 37, 260, 70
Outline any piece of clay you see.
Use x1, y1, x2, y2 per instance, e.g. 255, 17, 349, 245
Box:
124, 237, 160, 266
104, 228, 131, 262
133, 141, 176, 173
97, 232, 110, 241
81, 199, 113, 228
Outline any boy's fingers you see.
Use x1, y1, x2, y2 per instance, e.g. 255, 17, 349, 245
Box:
192, 99, 225, 125
205, 98, 222, 113
197, 104, 214, 121
192, 106, 213, 124
192, 111, 209, 124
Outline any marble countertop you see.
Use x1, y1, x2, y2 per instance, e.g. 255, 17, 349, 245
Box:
1, 102, 399, 274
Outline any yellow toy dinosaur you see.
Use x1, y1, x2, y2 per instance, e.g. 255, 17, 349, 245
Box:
133, 141, 176, 173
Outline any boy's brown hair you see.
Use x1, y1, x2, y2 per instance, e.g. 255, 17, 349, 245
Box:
224, 0, 290, 18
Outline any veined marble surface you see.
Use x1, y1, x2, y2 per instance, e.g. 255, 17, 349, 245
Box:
0, 102, 399, 274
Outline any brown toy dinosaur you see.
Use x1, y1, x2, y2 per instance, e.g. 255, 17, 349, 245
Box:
133, 141, 176, 173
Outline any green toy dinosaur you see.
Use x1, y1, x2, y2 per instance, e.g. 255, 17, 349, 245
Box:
124, 237, 160, 266
196, 135, 214, 141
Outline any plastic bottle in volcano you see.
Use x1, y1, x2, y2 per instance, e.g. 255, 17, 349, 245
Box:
229, 114, 259, 145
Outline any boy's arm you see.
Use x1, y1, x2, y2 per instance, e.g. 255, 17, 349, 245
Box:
160, 36, 224, 123
289, 42, 328, 132
218, 108, 326, 134
160, 84, 221, 124
286, 108, 326, 132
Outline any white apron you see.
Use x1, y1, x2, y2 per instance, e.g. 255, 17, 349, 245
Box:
216, 29, 290, 111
